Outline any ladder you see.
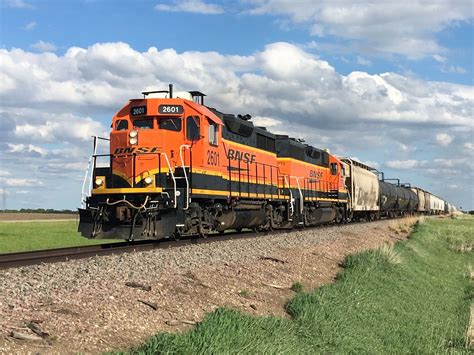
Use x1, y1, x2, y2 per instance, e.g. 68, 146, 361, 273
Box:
160, 152, 177, 209
178, 145, 191, 210
283, 175, 294, 220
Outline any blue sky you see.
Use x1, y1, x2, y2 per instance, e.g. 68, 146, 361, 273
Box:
0, 0, 473, 210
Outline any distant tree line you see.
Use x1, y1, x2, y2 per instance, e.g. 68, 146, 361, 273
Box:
1, 208, 77, 214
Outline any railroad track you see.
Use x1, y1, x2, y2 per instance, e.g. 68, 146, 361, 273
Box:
0, 229, 271, 269
0, 217, 404, 270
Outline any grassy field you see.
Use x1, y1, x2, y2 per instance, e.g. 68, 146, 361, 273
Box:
0, 221, 114, 253
126, 216, 473, 354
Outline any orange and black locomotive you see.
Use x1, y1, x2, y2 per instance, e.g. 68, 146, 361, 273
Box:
79, 85, 349, 240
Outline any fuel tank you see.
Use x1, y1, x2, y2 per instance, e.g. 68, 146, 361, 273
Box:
216, 209, 266, 231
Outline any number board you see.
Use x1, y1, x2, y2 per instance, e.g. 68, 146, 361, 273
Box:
130, 106, 147, 116
158, 105, 184, 115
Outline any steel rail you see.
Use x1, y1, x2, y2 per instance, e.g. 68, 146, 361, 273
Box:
0, 217, 402, 270
0, 229, 275, 269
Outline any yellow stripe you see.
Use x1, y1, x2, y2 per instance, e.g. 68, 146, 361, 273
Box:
92, 186, 346, 203
92, 187, 163, 194
191, 188, 282, 199
191, 188, 346, 203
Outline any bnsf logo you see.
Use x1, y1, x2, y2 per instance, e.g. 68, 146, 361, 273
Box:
114, 147, 160, 154
227, 148, 256, 164
310, 170, 323, 179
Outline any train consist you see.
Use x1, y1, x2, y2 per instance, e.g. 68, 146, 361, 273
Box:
79, 85, 457, 240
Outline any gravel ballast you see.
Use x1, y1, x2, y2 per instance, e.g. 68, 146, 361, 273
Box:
0, 219, 415, 353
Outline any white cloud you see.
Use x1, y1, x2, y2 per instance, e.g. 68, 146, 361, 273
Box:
14, 115, 107, 143
0, 177, 42, 187
31, 40, 57, 52
386, 160, 420, 169
435, 133, 453, 146
7, 143, 47, 156
0, 41, 473, 209
155, 0, 224, 14
5, 0, 34, 9
442, 65, 467, 74
247, 0, 473, 58
432, 54, 446, 63
464, 142, 474, 151
22, 21, 36, 31
356, 56, 372, 66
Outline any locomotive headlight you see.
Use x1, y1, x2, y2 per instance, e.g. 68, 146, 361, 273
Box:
95, 178, 103, 187
129, 137, 138, 145
144, 176, 153, 185
129, 130, 138, 138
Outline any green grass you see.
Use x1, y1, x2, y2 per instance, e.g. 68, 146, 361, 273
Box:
0, 221, 114, 253
125, 217, 473, 354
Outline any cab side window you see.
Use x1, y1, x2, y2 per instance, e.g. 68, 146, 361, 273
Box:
186, 116, 200, 141
116, 120, 128, 131
208, 118, 218, 146
330, 162, 338, 175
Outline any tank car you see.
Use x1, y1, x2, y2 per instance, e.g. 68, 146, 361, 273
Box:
378, 179, 418, 217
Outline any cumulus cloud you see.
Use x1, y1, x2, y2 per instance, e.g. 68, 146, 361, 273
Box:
155, 0, 224, 14
0, 177, 42, 187
0, 41, 473, 209
31, 40, 57, 52
246, 0, 473, 59
7, 143, 47, 156
435, 133, 453, 146
386, 160, 420, 169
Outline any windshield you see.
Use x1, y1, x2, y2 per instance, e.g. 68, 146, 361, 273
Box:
133, 118, 154, 129
159, 117, 182, 132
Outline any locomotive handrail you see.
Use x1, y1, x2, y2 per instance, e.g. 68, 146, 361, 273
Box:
291, 176, 304, 214
81, 136, 99, 208
179, 144, 191, 210
283, 175, 294, 217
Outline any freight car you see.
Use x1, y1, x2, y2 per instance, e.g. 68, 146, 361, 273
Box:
378, 179, 418, 218
340, 159, 380, 221
78, 86, 454, 240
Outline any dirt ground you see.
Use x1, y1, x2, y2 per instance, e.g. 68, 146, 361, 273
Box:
0, 213, 77, 222
0, 219, 416, 353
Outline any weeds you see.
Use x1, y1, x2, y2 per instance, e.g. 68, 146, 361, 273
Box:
238, 290, 252, 299
290, 282, 303, 293
377, 243, 402, 264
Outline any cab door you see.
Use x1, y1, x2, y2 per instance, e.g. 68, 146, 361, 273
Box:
184, 114, 202, 169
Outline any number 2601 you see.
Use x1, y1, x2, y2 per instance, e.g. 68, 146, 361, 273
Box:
207, 151, 219, 166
